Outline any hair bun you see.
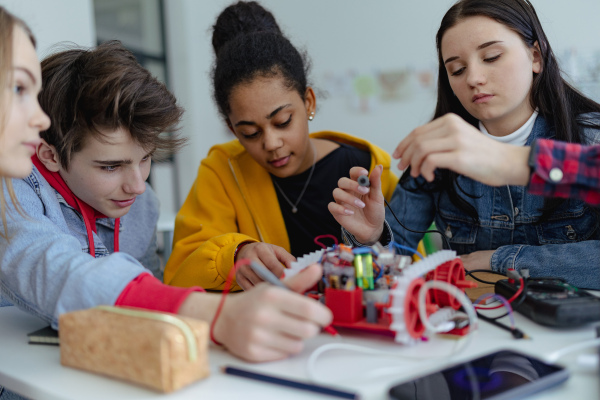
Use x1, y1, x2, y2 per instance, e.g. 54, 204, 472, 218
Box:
212, 1, 282, 55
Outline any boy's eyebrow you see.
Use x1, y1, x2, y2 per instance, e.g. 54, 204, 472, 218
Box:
92, 152, 153, 165
444, 41, 504, 65
92, 159, 133, 165
234, 104, 292, 127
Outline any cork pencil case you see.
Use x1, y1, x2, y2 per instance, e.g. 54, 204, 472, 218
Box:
59, 306, 210, 393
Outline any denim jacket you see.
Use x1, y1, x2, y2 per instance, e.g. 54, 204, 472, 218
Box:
0, 166, 161, 327
388, 114, 600, 290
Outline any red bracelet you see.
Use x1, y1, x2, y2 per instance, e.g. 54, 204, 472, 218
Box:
209, 258, 252, 346
233, 241, 254, 263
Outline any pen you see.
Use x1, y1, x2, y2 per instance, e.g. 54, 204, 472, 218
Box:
249, 261, 340, 337
222, 366, 359, 399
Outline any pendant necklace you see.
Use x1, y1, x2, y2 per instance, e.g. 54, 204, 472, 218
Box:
272, 143, 316, 214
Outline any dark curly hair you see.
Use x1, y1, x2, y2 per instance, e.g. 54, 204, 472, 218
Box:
39, 40, 186, 170
211, 1, 311, 119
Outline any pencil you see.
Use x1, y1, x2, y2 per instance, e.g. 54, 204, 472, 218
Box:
249, 261, 340, 337
221, 366, 359, 399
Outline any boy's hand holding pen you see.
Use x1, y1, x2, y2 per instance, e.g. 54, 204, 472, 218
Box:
250, 261, 340, 337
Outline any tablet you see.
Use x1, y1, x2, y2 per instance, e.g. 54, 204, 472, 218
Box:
388, 349, 569, 400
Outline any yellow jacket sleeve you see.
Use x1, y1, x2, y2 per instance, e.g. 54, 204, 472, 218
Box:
164, 160, 257, 291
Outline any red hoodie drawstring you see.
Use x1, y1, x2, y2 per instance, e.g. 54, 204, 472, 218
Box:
32, 155, 120, 256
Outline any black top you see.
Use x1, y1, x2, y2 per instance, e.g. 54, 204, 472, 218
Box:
271, 142, 371, 257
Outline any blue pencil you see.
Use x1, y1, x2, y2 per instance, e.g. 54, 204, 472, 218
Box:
222, 366, 359, 399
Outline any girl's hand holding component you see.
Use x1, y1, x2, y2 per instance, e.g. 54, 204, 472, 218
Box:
328, 165, 386, 245
236, 242, 296, 290
394, 113, 530, 187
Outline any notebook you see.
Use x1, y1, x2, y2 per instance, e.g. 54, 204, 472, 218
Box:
27, 325, 59, 346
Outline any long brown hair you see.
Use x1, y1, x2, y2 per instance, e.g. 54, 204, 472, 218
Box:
401, 0, 600, 222
0, 6, 36, 238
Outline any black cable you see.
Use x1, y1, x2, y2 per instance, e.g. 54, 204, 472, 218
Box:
465, 269, 509, 285
383, 198, 452, 250
477, 312, 529, 339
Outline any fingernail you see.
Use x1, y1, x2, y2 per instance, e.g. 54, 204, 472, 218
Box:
344, 209, 355, 215
354, 199, 365, 208
357, 186, 369, 194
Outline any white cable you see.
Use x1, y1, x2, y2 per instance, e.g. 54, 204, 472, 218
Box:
546, 338, 600, 364
418, 280, 478, 335
428, 307, 459, 332
306, 329, 480, 383
306, 343, 420, 382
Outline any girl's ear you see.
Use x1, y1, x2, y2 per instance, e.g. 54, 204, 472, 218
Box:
304, 87, 316, 118
531, 41, 542, 74
226, 119, 236, 135
36, 139, 61, 172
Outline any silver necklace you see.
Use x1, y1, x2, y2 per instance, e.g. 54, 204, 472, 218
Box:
272, 143, 316, 214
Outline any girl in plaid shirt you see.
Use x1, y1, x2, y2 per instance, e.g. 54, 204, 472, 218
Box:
331, 0, 600, 289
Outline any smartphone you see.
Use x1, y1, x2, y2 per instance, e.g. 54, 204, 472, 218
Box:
388, 349, 568, 400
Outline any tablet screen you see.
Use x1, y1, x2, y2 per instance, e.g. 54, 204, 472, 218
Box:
388, 350, 567, 400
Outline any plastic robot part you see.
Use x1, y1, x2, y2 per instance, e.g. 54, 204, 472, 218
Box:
287, 247, 329, 278
402, 250, 458, 282
363, 289, 389, 304
393, 255, 412, 272
428, 307, 460, 332
339, 245, 355, 263
426, 258, 477, 309
388, 277, 435, 344
377, 252, 395, 266
371, 242, 387, 254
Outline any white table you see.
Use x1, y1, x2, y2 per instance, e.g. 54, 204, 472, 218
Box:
0, 306, 598, 400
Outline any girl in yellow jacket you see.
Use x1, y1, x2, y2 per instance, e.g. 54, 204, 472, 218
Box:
164, 1, 396, 291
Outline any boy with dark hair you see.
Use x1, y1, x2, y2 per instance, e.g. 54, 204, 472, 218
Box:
0, 41, 331, 362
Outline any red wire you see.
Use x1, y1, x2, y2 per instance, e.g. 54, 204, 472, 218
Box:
474, 277, 525, 310
314, 234, 338, 249
209, 258, 251, 345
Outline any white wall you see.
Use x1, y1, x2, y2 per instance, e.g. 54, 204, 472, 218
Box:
165, 0, 600, 205
0, 0, 95, 57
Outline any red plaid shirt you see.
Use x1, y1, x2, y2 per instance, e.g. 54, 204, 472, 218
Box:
528, 139, 600, 205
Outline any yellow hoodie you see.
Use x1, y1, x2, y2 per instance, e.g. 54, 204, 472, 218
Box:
164, 131, 397, 290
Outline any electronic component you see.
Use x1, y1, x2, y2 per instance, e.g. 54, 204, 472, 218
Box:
495, 278, 600, 327
357, 175, 370, 187
317, 244, 475, 343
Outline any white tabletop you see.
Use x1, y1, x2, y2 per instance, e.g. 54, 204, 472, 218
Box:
0, 305, 598, 400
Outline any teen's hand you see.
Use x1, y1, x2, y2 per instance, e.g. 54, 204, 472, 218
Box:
460, 250, 495, 271
235, 242, 296, 290
328, 165, 385, 244
213, 263, 333, 362
394, 113, 530, 186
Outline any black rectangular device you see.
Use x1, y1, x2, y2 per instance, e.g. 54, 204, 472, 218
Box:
495, 278, 600, 327
388, 349, 568, 400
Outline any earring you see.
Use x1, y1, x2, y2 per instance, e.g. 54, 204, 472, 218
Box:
308, 111, 315, 121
